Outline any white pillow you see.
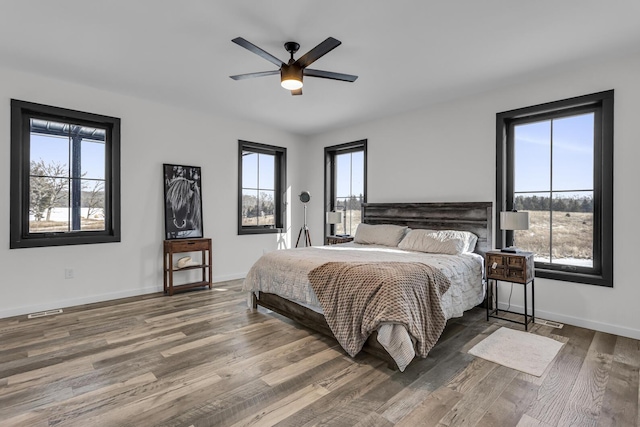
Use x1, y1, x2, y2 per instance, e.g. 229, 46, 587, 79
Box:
430, 230, 478, 252
353, 223, 408, 247
398, 229, 478, 255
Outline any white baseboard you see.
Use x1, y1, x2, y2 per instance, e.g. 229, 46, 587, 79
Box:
496, 302, 640, 341
0, 285, 162, 320
213, 272, 246, 283
0, 274, 248, 320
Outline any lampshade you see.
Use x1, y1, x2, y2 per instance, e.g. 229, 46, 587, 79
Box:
281, 65, 303, 90
326, 211, 343, 225
500, 211, 530, 230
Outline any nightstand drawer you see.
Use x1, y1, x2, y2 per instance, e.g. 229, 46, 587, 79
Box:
508, 257, 525, 268
487, 267, 507, 280
487, 254, 505, 267
508, 268, 525, 280
485, 251, 534, 284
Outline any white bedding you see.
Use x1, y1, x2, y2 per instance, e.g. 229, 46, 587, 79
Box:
243, 243, 485, 370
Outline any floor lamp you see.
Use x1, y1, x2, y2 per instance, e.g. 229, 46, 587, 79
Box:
295, 191, 312, 248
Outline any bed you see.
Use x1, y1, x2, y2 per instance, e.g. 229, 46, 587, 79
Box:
243, 202, 492, 370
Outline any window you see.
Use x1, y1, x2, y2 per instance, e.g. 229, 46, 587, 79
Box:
496, 90, 613, 286
324, 140, 367, 237
10, 100, 121, 249
238, 140, 286, 234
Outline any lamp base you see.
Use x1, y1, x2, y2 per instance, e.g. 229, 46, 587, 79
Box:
500, 246, 521, 253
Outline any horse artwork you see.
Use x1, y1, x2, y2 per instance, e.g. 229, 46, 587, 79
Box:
163, 164, 203, 239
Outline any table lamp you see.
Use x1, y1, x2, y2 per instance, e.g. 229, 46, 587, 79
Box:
500, 211, 529, 253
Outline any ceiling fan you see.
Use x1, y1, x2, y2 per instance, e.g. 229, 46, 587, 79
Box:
229, 37, 358, 96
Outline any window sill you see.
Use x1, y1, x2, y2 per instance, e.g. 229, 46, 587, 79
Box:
10, 233, 121, 249
535, 267, 612, 288
238, 227, 283, 235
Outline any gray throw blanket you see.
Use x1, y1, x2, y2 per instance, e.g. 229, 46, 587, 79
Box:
308, 261, 451, 358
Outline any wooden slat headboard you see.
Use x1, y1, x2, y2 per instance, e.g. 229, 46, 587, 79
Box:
361, 202, 493, 255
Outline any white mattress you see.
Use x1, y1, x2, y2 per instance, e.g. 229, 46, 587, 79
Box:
243, 243, 485, 370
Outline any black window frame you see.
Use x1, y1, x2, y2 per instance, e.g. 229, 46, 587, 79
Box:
324, 139, 368, 237
237, 140, 287, 235
496, 90, 613, 287
10, 99, 121, 249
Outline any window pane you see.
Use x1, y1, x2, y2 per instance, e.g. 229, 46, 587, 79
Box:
30, 133, 69, 178
258, 191, 275, 226
241, 189, 258, 226
334, 196, 362, 236
258, 154, 275, 191
81, 179, 105, 231
335, 153, 352, 197
29, 176, 69, 232
81, 139, 106, 180
513, 193, 550, 262
552, 113, 594, 191
332, 148, 365, 236
514, 121, 550, 192
350, 151, 365, 196
242, 152, 258, 189
551, 192, 593, 267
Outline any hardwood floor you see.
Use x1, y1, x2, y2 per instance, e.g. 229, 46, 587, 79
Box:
0, 279, 638, 426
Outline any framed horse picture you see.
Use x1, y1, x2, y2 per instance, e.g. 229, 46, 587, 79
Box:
163, 164, 203, 240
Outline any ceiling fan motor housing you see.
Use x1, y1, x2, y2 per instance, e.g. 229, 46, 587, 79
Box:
284, 41, 300, 56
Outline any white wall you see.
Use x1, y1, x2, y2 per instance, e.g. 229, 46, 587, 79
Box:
303, 52, 640, 340
3, 51, 640, 341
0, 66, 304, 318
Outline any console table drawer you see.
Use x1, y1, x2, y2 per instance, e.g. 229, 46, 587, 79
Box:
168, 239, 210, 253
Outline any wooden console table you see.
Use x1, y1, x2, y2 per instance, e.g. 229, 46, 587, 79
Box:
163, 238, 212, 296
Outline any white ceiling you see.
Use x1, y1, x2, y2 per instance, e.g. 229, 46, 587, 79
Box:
2, 1, 640, 136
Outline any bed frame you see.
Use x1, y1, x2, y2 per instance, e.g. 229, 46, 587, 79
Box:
251, 201, 493, 369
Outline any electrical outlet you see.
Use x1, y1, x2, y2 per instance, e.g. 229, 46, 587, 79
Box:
64, 268, 74, 279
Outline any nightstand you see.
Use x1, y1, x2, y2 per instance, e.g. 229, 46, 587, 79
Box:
485, 250, 535, 330
326, 235, 354, 245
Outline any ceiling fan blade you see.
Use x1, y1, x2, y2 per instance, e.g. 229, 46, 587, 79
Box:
232, 37, 284, 67
304, 69, 358, 82
291, 88, 302, 96
229, 70, 280, 81
295, 37, 342, 69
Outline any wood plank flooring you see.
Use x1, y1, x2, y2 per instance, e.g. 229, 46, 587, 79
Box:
0, 279, 638, 426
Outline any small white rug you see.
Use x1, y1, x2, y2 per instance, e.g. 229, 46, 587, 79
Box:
468, 327, 565, 376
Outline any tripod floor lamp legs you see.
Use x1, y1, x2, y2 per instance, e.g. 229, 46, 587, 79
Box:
296, 226, 312, 247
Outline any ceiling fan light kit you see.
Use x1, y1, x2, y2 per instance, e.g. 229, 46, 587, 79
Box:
280, 65, 303, 90
230, 37, 358, 96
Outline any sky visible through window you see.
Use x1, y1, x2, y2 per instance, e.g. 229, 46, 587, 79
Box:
336, 151, 364, 198
514, 113, 594, 197
30, 133, 105, 180
242, 152, 274, 190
